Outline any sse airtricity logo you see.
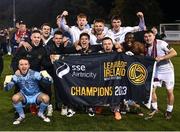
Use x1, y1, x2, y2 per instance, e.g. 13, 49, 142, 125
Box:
127, 63, 147, 85
56, 62, 70, 78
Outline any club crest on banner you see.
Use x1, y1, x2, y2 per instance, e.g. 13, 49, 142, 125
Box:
56, 62, 70, 78
127, 62, 147, 85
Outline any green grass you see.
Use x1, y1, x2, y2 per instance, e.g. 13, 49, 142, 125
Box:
0, 45, 180, 131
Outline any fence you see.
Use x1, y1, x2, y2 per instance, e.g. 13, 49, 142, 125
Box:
160, 23, 180, 41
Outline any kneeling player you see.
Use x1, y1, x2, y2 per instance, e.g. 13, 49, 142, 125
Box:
4, 58, 52, 125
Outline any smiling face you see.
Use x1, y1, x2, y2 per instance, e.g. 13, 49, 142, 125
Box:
144, 31, 156, 46
80, 35, 90, 50
77, 15, 88, 30
102, 38, 113, 53
94, 22, 104, 35
31, 32, 41, 46
112, 19, 121, 32
53, 34, 63, 46
124, 33, 135, 48
18, 59, 30, 75
41, 25, 51, 38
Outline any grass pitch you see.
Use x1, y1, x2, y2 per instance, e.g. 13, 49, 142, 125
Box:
0, 45, 180, 131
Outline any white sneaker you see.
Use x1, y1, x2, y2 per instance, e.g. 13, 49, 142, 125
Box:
148, 109, 159, 116
61, 106, 68, 116
88, 107, 95, 117
8, 52, 11, 55
13, 116, 25, 125
66, 109, 75, 117
38, 113, 50, 122
47, 104, 53, 116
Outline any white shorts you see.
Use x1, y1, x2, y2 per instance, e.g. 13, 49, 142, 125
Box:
153, 69, 174, 90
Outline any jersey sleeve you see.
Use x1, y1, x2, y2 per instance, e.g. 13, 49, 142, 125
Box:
161, 41, 171, 53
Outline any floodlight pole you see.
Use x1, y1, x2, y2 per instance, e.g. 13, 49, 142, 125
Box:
13, 0, 16, 27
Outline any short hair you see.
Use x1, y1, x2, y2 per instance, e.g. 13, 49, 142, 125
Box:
18, 57, 29, 64
31, 29, 41, 35
102, 37, 113, 44
54, 30, 63, 36
111, 15, 121, 22
144, 30, 154, 34
125, 32, 134, 38
79, 32, 90, 40
77, 13, 87, 20
93, 19, 105, 24
41, 23, 51, 29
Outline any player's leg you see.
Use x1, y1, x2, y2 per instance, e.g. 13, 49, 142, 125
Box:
149, 76, 162, 116
12, 92, 26, 125
36, 93, 50, 122
151, 87, 158, 111
166, 88, 174, 109
164, 74, 174, 120
39, 81, 53, 116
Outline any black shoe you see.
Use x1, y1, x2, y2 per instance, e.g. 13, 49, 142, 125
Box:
66, 109, 75, 117
165, 111, 172, 120
88, 107, 95, 117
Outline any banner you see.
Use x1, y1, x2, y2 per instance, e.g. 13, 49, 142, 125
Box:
53, 53, 156, 108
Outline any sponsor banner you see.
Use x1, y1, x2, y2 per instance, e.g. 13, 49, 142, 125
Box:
53, 53, 155, 108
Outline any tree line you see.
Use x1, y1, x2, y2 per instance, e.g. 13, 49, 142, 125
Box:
0, 0, 163, 28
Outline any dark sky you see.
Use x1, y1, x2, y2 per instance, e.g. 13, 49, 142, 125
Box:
97, 0, 180, 22
157, 0, 180, 22
0, 0, 179, 26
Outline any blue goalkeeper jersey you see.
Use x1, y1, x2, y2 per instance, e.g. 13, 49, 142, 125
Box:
12, 69, 42, 96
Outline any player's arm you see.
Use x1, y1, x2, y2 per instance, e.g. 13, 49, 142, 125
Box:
19, 41, 32, 51
156, 48, 177, 61
35, 71, 53, 84
4, 75, 17, 91
137, 12, 146, 31
58, 10, 70, 32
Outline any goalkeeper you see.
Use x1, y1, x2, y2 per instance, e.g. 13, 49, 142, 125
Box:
4, 57, 52, 125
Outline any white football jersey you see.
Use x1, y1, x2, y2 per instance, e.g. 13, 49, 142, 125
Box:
147, 39, 174, 72
107, 26, 140, 43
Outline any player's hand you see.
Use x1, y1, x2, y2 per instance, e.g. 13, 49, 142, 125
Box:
155, 56, 164, 62
20, 41, 32, 51
15, 70, 21, 76
63, 37, 70, 47
137, 12, 144, 18
61, 10, 68, 17
45, 77, 53, 82
76, 45, 82, 51
50, 54, 60, 63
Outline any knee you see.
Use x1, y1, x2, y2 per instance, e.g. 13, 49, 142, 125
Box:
12, 94, 20, 103
42, 94, 50, 104
167, 89, 174, 97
